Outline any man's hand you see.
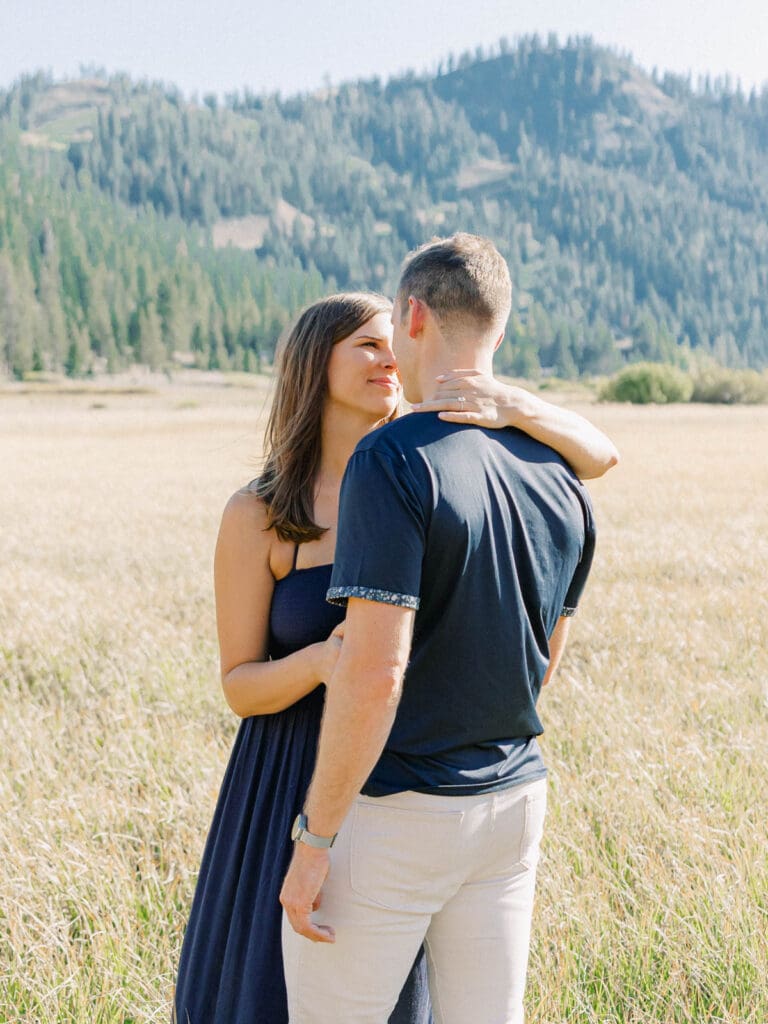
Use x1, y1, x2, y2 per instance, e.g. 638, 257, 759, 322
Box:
279, 844, 335, 943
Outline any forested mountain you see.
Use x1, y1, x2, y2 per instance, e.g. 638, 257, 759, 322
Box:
2, 36, 768, 378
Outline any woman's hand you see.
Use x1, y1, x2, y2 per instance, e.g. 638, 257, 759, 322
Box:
411, 369, 619, 479
411, 370, 525, 428
314, 622, 344, 684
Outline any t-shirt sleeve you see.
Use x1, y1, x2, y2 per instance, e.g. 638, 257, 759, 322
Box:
561, 488, 596, 617
327, 447, 425, 609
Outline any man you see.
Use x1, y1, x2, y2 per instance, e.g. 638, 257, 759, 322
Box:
280, 233, 596, 1023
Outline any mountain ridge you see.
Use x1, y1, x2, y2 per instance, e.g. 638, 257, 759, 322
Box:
2, 38, 767, 378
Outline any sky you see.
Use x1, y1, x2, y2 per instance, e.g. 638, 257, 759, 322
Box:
2, 0, 767, 98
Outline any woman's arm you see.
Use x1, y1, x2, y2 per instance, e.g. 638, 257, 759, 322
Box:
215, 490, 341, 717
412, 371, 619, 480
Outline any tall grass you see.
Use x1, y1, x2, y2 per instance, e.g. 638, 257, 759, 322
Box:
1, 387, 766, 1022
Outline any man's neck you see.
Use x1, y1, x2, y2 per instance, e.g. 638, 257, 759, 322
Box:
415, 351, 494, 403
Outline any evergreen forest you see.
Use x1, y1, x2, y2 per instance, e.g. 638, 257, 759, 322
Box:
2, 36, 768, 379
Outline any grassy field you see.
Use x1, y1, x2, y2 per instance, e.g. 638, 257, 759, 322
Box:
1, 381, 766, 1023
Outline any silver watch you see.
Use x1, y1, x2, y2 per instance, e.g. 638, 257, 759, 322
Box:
291, 813, 337, 848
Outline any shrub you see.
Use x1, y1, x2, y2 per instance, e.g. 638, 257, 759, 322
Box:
691, 367, 768, 404
599, 363, 694, 404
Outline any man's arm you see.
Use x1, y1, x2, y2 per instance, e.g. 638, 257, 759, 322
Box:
542, 481, 595, 689
541, 615, 571, 687
279, 597, 414, 943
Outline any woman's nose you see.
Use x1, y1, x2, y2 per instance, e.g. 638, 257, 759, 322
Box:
380, 346, 397, 369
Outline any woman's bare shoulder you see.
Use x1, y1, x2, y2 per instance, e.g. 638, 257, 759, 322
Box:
218, 484, 273, 551
217, 483, 296, 581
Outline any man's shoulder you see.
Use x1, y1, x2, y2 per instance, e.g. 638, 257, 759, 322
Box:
356, 415, 570, 467
354, 418, 589, 506
354, 412, 441, 457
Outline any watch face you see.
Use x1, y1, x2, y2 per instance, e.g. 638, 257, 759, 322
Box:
291, 813, 304, 841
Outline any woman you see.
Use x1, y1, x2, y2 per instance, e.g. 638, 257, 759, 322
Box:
173, 292, 617, 1024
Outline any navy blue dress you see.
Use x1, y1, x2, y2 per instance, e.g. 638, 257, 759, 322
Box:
173, 554, 432, 1024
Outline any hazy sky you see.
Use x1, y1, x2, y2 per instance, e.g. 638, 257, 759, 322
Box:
2, 0, 767, 97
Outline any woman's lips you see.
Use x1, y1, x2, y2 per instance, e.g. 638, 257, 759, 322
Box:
369, 378, 400, 390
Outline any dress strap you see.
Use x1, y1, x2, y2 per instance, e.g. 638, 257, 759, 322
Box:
291, 543, 301, 571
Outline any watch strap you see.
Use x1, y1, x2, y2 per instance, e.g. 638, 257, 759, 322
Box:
291, 813, 337, 849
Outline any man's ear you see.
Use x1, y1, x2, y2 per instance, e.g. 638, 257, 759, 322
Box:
408, 297, 427, 339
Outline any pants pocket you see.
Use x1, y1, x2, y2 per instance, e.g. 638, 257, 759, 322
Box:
350, 797, 464, 912
518, 783, 547, 870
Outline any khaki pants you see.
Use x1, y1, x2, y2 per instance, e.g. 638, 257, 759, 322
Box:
282, 777, 547, 1024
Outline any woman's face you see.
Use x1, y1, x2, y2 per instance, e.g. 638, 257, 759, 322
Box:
326, 312, 401, 422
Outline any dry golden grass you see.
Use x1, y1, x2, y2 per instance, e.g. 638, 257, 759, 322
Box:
1, 384, 766, 1023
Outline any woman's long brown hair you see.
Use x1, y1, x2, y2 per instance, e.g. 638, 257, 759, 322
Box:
255, 292, 394, 542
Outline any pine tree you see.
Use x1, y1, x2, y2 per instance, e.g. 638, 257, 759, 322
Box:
137, 303, 165, 369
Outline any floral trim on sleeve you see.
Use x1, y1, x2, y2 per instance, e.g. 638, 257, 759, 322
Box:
327, 586, 420, 610
561, 606, 577, 617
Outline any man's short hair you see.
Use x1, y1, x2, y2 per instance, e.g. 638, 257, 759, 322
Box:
396, 233, 512, 335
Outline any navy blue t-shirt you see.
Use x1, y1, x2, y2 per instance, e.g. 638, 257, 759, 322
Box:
328, 412, 595, 797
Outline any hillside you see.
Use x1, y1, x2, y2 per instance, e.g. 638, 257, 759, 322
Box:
2, 37, 768, 377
